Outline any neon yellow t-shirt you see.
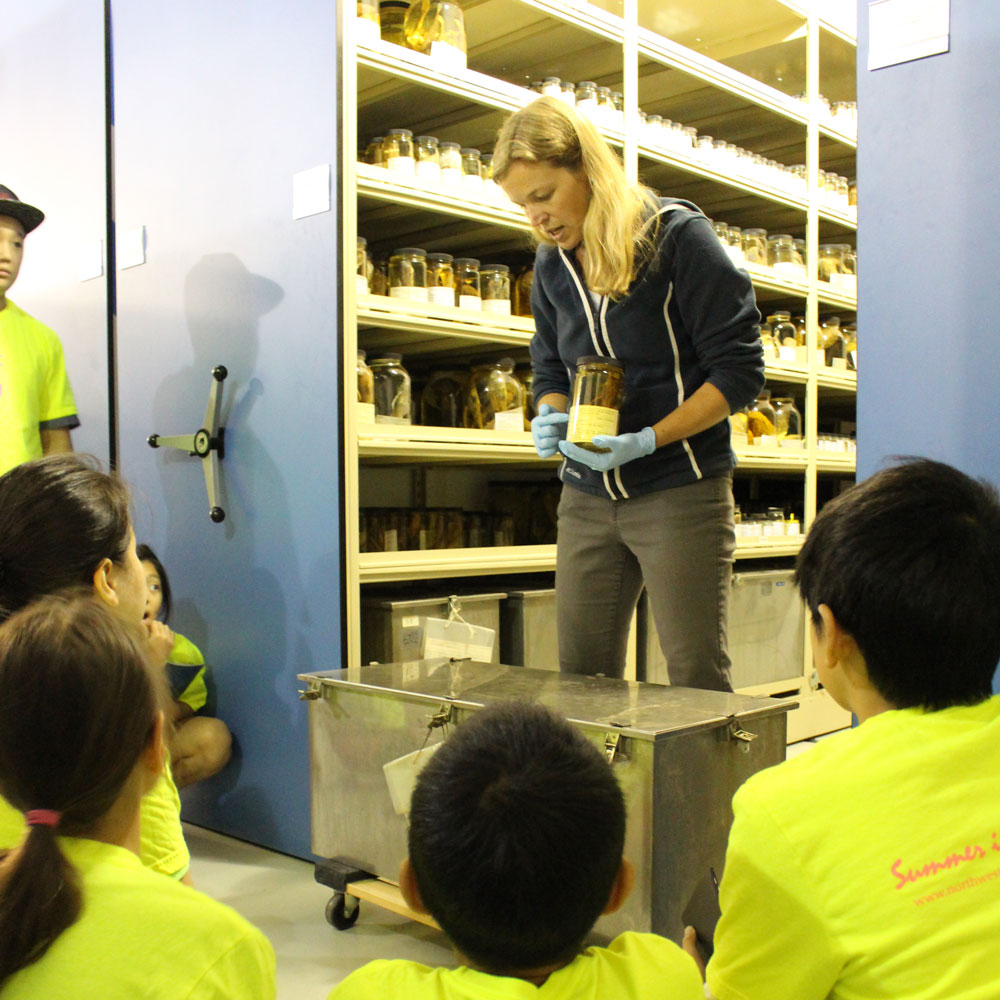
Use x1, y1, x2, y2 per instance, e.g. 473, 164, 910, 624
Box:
330, 931, 704, 999
1, 762, 189, 879
0, 299, 78, 476
707, 695, 1000, 1000
1, 837, 276, 1000
168, 631, 209, 714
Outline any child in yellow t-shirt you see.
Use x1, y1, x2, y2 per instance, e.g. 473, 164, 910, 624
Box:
138, 544, 232, 788
0, 596, 276, 999
330, 702, 704, 1000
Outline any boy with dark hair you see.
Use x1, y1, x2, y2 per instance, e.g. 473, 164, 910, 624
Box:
696, 458, 1000, 999
331, 701, 704, 998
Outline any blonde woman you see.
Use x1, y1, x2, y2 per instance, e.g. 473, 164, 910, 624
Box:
494, 97, 764, 690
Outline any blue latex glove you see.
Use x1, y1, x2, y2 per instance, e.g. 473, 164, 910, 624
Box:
558, 426, 657, 472
530, 403, 569, 458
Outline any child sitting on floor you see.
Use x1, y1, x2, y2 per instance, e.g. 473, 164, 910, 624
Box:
138, 544, 232, 788
330, 700, 704, 999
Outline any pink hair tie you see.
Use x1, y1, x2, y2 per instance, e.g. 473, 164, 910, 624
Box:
25, 809, 62, 829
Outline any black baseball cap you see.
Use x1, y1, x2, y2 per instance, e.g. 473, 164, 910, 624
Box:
0, 185, 44, 233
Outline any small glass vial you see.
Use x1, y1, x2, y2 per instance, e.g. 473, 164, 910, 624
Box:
370, 354, 412, 424
541, 76, 561, 98
356, 0, 381, 45
766, 234, 798, 275
420, 369, 467, 427
513, 266, 534, 316
574, 81, 598, 115
379, 0, 410, 45
560, 80, 576, 106
356, 237, 370, 296
357, 350, 375, 424
453, 257, 481, 309
567, 356, 625, 452
466, 359, 525, 431
404, 0, 467, 70
388, 247, 428, 302
382, 128, 415, 176
480, 264, 511, 315
364, 136, 385, 166
415, 135, 440, 182
439, 141, 462, 186
426, 252, 455, 307
741, 228, 768, 265
461, 147, 483, 197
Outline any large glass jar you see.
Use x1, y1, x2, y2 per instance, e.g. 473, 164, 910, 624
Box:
480, 264, 511, 315
541, 76, 561, 98
420, 369, 467, 427
357, 350, 375, 423
834, 245, 857, 294
767, 235, 799, 275
513, 266, 534, 316
357, 0, 381, 44
574, 81, 598, 114
817, 244, 844, 283
382, 129, 415, 176
364, 136, 385, 165
370, 354, 412, 424
820, 315, 847, 367
415, 135, 440, 182
379, 0, 410, 45
388, 247, 428, 302
766, 311, 798, 349
426, 252, 455, 306
465, 359, 525, 431
356, 237, 370, 296
771, 397, 802, 447
461, 147, 483, 197
567, 356, 625, 451
560, 80, 576, 105
746, 391, 777, 445
404, 0, 467, 69
439, 141, 462, 186
453, 258, 481, 309
741, 228, 768, 265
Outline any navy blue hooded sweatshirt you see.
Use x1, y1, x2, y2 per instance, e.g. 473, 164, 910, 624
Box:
530, 197, 764, 500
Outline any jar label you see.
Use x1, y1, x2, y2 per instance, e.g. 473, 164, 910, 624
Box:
459, 294, 482, 311
386, 156, 416, 176
772, 261, 800, 275
390, 286, 429, 302
355, 274, 369, 296
440, 167, 463, 186
383, 528, 398, 552
427, 286, 454, 306
429, 40, 467, 72
493, 408, 524, 432
482, 298, 511, 316
356, 402, 376, 424
355, 15, 381, 45
569, 404, 619, 443
416, 160, 441, 182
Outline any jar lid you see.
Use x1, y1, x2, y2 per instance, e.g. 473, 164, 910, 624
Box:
481, 153, 493, 163
439, 140, 462, 150
561, 80, 575, 89
415, 135, 439, 144
543, 76, 561, 84
460, 147, 480, 156
427, 252, 454, 263
453, 257, 480, 267
767, 234, 794, 242
646, 114, 662, 123
358, 349, 367, 359
597, 85, 611, 93
743, 228, 767, 236
379, 1, 410, 7
576, 354, 624, 369
766, 311, 792, 320
371, 353, 403, 361
392, 247, 427, 257
368, 136, 384, 143
818, 243, 843, 251
577, 80, 597, 87
357, 236, 367, 246
386, 128, 413, 137
481, 264, 509, 273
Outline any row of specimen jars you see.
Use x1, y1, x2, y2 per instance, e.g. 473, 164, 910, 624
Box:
357, 352, 537, 429
760, 312, 857, 370
733, 391, 803, 448
713, 225, 858, 294
361, 131, 510, 205
734, 506, 802, 538
358, 0, 468, 71
357, 240, 534, 316
361, 507, 515, 552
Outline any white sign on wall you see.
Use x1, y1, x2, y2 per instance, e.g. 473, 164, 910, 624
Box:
868, 0, 950, 71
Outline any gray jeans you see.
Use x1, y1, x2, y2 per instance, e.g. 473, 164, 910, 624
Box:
555, 475, 735, 690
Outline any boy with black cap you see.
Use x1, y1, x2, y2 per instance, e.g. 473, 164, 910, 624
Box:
0, 184, 78, 476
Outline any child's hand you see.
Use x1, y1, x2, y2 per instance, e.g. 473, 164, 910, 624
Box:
143, 619, 175, 667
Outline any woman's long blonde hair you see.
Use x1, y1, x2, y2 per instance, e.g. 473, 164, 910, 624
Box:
493, 96, 661, 298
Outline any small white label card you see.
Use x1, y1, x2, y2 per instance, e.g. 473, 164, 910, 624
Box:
119, 226, 146, 270
868, 0, 950, 71
77, 239, 104, 281
420, 616, 495, 662
292, 164, 331, 219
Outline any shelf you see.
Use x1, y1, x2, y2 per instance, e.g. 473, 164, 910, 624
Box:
359, 536, 805, 583
734, 446, 808, 471
816, 285, 856, 311
815, 453, 857, 474
816, 367, 856, 392
359, 425, 547, 464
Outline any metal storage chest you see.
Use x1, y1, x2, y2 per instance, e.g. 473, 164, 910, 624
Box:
299, 660, 795, 941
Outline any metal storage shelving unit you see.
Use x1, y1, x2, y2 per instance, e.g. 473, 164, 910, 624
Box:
339, 0, 857, 741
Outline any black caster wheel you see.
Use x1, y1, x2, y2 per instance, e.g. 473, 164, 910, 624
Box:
325, 892, 360, 930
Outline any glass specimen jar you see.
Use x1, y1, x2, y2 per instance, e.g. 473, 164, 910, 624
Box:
817, 244, 844, 283
695, 134, 714, 161
388, 247, 428, 302
560, 80, 576, 105
746, 391, 777, 445
356, 237, 370, 296
595, 86, 614, 124
370, 255, 388, 296
680, 125, 698, 150
439, 141, 462, 186
725, 227, 744, 265
730, 408, 749, 446
771, 397, 802, 447
480, 264, 511, 315
541, 76, 561, 98
820, 316, 847, 367
465, 359, 525, 431
566, 356, 625, 452
357, 0, 381, 44
574, 81, 598, 114
369, 354, 412, 424
378, 0, 410, 45
426, 252, 455, 306
741, 228, 768, 265
382, 128, 415, 176
766, 311, 798, 350
415, 135, 440, 182
461, 147, 483, 197
453, 257, 481, 309
849, 178, 857, 207
757, 319, 777, 362
844, 322, 858, 371
403, 0, 467, 69
514, 364, 535, 426
465, 511, 489, 547
513, 266, 534, 316
357, 350, 375, 423
364, 136, 385, 165
420, 369, 467, 427
766, 235, 798, 275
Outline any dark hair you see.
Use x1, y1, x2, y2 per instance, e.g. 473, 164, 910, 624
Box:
795, 457, 1000, 710
407, 701, 626, 972
136, 544, 171, 622
0, 595, 159, 986
0, 455, 132, 624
